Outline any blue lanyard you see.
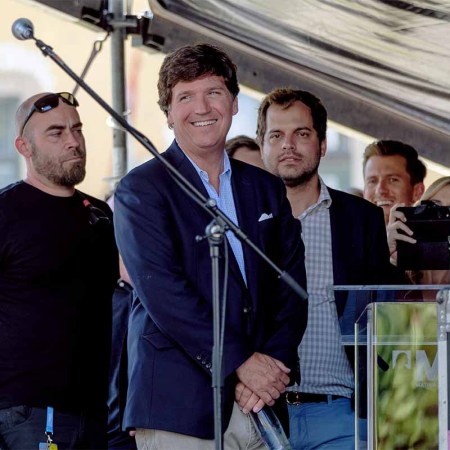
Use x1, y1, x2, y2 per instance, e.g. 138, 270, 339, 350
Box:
39, 406, 56, 450
46, 406, 54, 435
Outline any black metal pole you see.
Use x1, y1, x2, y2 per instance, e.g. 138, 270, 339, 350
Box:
205, 220, 226, 450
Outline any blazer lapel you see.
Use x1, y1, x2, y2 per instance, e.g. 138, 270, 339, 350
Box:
164, 142, 210, 202
166, 143, 248, 289
329, 189, 353, 317
230, 163, 259, 298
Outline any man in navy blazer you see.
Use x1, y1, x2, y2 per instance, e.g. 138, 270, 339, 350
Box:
257, 88, 395, 449
114, 44, 308, 449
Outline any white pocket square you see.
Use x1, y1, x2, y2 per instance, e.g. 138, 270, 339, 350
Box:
258, 212, 273, 222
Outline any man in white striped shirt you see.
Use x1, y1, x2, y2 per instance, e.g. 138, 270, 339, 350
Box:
257, 88, 393, 450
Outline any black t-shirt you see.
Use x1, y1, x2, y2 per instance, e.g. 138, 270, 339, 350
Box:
0, 181, 118, 412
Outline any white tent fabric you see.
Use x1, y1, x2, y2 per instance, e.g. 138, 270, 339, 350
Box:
29, 0, 450, 165
158, 0, 450, 134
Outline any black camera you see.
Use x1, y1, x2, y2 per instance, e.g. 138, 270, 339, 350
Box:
397, 201, 450, 270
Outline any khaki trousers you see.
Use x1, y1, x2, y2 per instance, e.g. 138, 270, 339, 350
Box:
135, 402, 265, 450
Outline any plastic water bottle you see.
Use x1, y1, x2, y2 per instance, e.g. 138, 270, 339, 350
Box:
250, 406, 292, 450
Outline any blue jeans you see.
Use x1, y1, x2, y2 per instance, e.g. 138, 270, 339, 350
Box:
288, 397, 366, 450
0, 405, 106, 449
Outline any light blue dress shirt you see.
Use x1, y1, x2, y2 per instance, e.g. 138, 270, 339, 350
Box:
185, 151, 247, 284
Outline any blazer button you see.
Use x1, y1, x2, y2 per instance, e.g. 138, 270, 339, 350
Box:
243, 307, 251, 314
202, 359, 207, 365
206, 363, 211, 368
196, 355, 202, 360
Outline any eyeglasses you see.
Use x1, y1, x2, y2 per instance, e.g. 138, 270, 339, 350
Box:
20, 92, 79, 135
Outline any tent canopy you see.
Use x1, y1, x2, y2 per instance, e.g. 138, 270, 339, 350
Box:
31, 0, 450, 165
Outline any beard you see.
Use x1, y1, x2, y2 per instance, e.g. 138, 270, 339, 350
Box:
282, 165, 318, 187
278, 156, 320, 188
30, 142, 86, 187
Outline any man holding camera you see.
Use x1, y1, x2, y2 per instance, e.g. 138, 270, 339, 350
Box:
363, 140, 426, 225
362, 140, 426, 265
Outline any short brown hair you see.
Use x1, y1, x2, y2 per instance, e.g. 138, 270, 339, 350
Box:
157, 43, 240, 116
256, 88, 327, 145
363, 140, 426, 185
225, 135, 259, 158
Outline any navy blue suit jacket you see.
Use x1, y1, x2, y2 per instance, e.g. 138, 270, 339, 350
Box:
325, 187, 398, 416
327, 187, 395, 332
114, 142, 308, 439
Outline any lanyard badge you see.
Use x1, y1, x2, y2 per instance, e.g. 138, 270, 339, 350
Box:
38, 407, 58, 450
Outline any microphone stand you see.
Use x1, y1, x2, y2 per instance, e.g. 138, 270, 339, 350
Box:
24, 30, 307, 450
205, 220, 227, 448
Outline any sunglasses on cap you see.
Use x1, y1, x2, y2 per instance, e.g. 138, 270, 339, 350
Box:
20, 92, 79, 135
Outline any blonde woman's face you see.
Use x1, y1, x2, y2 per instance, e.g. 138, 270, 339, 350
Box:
430, 184, 450, 207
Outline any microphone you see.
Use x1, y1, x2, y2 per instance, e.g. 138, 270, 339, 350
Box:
11, 18, 34, 40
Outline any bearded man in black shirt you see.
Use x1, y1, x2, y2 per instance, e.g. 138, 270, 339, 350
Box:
0, 92, 118, 449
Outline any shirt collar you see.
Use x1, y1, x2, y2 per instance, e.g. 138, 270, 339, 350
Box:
184, 150, 232, 183
299, 176, 332, 219
318, 177, 332, 208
